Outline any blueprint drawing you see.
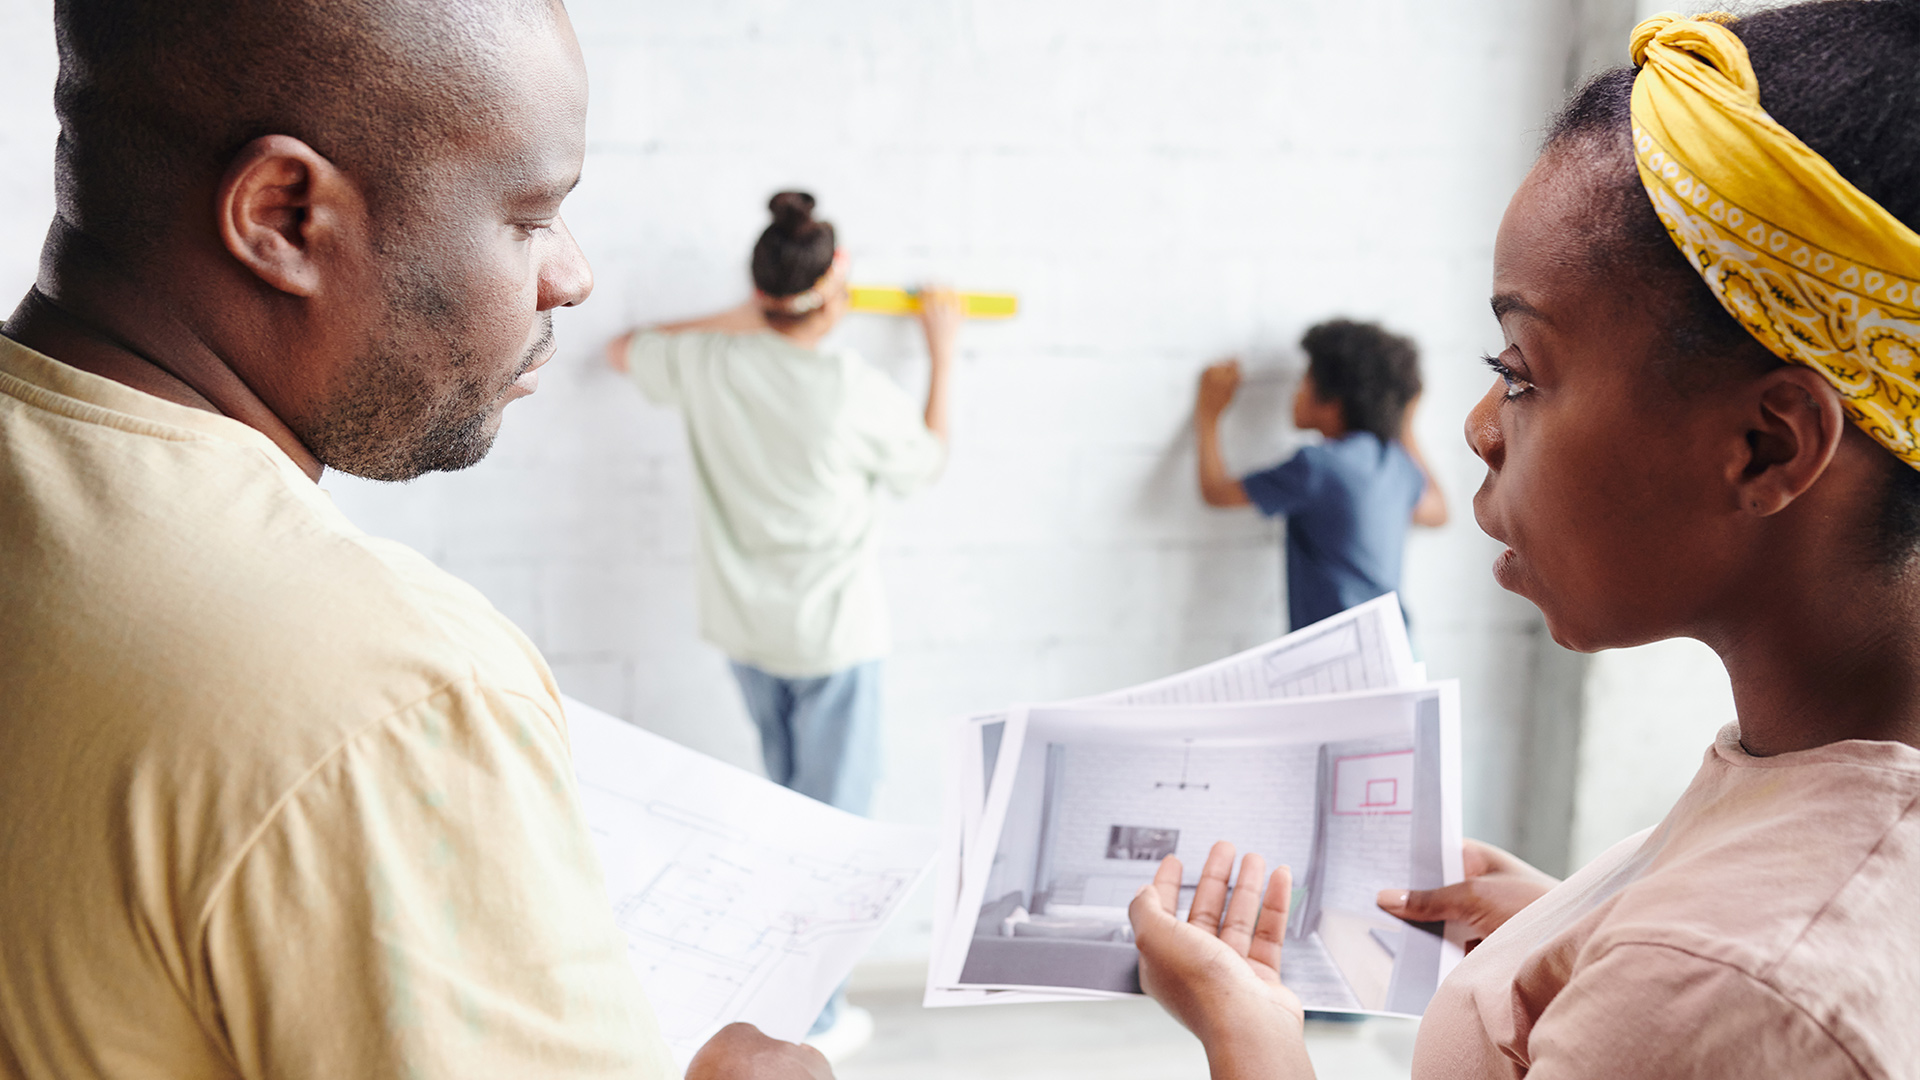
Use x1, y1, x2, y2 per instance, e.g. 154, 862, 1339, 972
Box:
564, 695, 934, 1066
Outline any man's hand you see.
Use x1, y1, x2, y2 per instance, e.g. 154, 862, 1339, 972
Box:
1376, 839, 1558, 952
1195, 360, 1242, 420
686, 1023, 834, 1080
1130, 842, 1315, 1080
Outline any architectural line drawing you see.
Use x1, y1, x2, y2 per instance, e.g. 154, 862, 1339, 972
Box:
565, 696, 934, 1066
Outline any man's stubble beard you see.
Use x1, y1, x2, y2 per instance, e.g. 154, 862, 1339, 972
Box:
302, 266, 553, 483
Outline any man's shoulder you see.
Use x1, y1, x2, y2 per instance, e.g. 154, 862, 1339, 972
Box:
0, 395, 569, 1012
2, 399, 554, 756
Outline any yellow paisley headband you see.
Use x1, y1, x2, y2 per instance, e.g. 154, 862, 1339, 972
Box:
1629, 12, 1920, 467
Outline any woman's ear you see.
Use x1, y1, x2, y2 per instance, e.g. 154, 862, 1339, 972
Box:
215, 134, 365, 298
1732, 364, 1847, 516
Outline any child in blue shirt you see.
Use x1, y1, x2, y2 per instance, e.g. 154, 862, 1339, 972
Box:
1195, 319, 1447, 630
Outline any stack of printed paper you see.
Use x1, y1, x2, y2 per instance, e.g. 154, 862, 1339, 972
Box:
924, 594, 1466, 1016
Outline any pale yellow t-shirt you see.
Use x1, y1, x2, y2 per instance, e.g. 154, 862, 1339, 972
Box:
1414, 725, 1920, 1079
0, 336, 673, 1079
628, 330, 944, 678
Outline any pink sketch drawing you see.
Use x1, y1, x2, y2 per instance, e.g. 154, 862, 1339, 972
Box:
1332, 750, 1414, 815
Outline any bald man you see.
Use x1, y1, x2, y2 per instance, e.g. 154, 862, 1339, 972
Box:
0, 2, 827, 1077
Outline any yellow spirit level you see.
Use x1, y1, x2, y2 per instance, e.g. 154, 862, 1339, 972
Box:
847, 286, 1019, 319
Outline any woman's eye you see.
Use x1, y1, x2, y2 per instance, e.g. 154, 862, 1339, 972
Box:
1482, 353, 1533, 400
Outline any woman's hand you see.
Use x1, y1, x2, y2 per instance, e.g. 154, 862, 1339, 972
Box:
685, 1023, 834, 1080
1130, 842, 1315, 1080
1376, 839, 1559, 952
604, 330, 635, 374
916, 286, 963, 363
916, 287, 961, 443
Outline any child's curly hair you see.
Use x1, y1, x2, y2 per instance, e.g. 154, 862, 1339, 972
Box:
1301, 319, 1422, 444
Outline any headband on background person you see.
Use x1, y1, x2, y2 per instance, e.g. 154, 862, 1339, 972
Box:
763, 289, 825, 316
1628, 12, 1920, 467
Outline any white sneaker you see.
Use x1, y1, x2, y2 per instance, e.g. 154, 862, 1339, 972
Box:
803, 1003, 874, 1064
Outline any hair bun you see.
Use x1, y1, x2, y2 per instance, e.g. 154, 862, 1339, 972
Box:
768, 191, 817, 233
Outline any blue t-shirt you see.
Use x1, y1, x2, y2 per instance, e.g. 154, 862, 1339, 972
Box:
1241, 432, 1425, 630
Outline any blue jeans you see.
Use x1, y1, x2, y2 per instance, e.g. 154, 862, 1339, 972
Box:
728, 660, 882, 1036
727, 659, 882, 817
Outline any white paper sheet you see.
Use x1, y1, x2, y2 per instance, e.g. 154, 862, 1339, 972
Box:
941, 686, 1464, 1016
565, 696, 936, 1066
1098, 593, 1418, 707
929, 595, 1425, 1006
960, 594, 1416, 870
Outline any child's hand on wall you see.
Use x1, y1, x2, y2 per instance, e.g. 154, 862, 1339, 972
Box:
1193, 363, 1253, 508
1196, 360, 1242, 419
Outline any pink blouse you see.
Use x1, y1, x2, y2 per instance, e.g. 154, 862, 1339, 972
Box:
1412, 726, 1920, 1079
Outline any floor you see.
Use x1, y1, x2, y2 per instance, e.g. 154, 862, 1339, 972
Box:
836, 988, 1417, 1080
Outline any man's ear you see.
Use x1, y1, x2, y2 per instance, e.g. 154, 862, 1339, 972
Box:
1732, 364, 1847, 516
215, 134, 365, 298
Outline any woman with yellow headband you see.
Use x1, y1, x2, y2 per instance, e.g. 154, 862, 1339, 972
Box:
1127, 3, 1920, 1077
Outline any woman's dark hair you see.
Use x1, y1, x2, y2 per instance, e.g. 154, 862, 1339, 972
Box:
1302, 319, 1423, 443
1544, 0, 1920, 563
750, 191, 836, 315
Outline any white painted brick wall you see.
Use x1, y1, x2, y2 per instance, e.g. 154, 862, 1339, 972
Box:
0, 2, 55, 285
0, 0, 1600, 961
